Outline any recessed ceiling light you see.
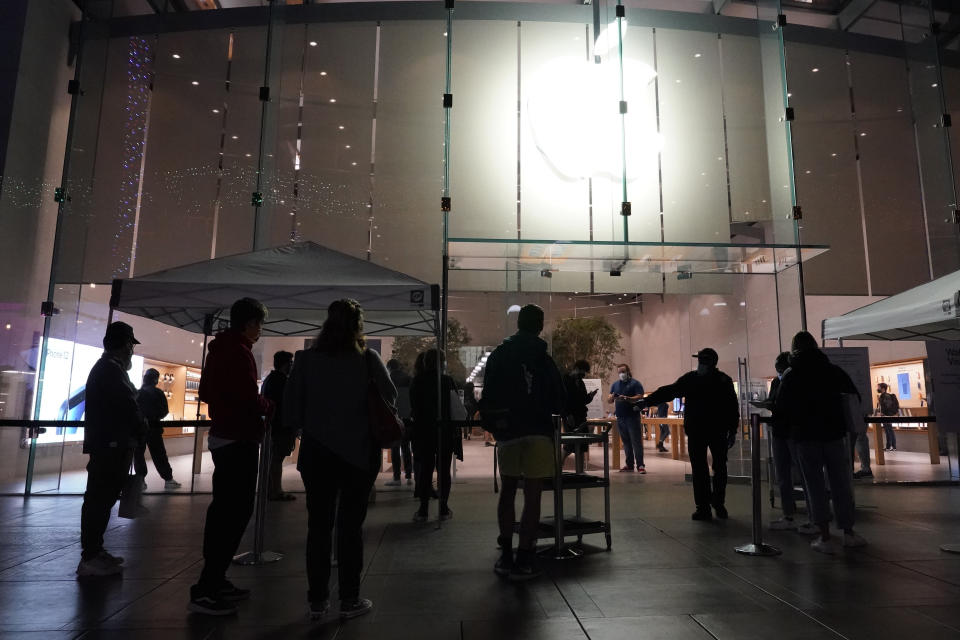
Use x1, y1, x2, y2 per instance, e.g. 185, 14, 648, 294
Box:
811, 68, 819, 73
351, 162, 357, 166
320, 71, 327, 76
860, 132, 867, 136
245, 153, 252, 157
231, 135, 238, 140
338, 125, 345, 130
309, 41, 318, 47
172, 53, 181, 59
191, 81, 199, 86
211, 108, 219, 114
694, 53, 701, 58
345, 144, 351, 149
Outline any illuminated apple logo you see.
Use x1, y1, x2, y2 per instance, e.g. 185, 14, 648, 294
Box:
526, 22, 663, 183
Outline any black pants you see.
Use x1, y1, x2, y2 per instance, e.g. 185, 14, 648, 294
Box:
687, 434, 728, 510
80, 447, 133, 560
133, 429, 173, 481
414, 437, 453, 504
390, 439, 413, 480
194, 441, 259, 596
299, 437, 377, 604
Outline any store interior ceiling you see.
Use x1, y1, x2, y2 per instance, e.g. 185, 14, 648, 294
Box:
74, 0, 960, 52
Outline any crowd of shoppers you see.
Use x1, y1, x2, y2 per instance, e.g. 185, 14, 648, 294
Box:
75, 290, 876, 627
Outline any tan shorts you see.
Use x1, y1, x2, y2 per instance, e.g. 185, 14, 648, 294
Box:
497, 435, 555, 479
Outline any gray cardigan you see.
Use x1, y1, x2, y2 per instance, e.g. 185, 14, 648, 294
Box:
284, 347, 397, 471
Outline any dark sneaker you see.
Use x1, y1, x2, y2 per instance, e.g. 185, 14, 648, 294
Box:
219, 581, 251, 601
853, 469, 873, 479
714, 505, 729, 520
76, 554, 123, 577
691, 509, 713, 521
656, 444, 668, 452
413, 508, 428, 523
619, 466, 634, 472
494, 552, 513, 578
188, 595, 238, 616
439, 506, 453, 521
100, 549, 124, 565
509, 556, 542, 582
309, 599, 330, 621
340, 598, 373, 619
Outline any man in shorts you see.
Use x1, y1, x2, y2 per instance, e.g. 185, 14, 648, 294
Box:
481, 304, 564, 581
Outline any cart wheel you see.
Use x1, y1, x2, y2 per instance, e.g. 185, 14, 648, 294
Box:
605, 534, 612, 551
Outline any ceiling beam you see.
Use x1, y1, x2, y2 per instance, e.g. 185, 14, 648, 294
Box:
837, 0, 877, 31
712, 0, 730, 15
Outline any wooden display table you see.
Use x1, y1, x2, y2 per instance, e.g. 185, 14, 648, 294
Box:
640, 417, 686, 460
588, 417, 688, 466
868, 418, 940, 466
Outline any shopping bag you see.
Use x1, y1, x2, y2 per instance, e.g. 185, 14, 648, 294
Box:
118, 471, 144, 519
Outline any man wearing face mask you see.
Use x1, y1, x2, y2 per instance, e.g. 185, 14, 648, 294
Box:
78, 321, 148, 577
607, 364, 646, 473
640, 348, 739, 520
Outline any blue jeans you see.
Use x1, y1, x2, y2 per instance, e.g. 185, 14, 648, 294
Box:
617, 415, 644, 468
658, 424, 670, 445
882, 421, 896, 449
796, 438, 855, 531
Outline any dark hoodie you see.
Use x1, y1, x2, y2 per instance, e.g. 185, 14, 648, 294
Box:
644, 367, 739, 440
480, 331, 564, 441
198, 329, 272, 443
775, 348, 858, 442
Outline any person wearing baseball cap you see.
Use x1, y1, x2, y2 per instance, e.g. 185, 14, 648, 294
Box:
77, 321, 147, 577
639, 347, 739, 521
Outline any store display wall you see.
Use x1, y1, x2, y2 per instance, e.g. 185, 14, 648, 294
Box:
2, 1, 960, 490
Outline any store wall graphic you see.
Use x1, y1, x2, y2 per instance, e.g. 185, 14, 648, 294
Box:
36, 337, 144, 444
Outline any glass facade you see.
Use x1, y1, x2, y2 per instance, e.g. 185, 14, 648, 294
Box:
2, 0, 959, 492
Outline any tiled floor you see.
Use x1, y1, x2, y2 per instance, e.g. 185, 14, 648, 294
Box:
2, 438, 960, 639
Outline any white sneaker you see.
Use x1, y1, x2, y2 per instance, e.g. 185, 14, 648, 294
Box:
384, 479, 401, 487
843, 532, 868, 548
77, 554, 123, 577
797, 522, 820, 535
165, 479, 182, 490
810, 536, 839, 555
769, 517, 797, 531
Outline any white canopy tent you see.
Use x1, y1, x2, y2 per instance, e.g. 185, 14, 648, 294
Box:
109, 242, 439, 338
822, 270, 960, 342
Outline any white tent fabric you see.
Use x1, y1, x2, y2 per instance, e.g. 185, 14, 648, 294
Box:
110, 242, 438, 337
822, 270, 960, 341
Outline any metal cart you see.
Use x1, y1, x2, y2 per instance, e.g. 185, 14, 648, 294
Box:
540, 418, 613, 559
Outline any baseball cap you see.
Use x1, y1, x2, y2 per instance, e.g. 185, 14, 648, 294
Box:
693, 347, 718, 366
103, 321, 140, 346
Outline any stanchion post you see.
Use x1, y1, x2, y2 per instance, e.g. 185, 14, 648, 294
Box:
735, 414, 781, 557
234, 427, 283, 565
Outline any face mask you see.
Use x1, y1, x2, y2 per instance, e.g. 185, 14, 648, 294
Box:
619, 372, 629, 382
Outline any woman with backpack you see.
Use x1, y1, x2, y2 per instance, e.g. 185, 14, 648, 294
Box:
284, 299, 396, 621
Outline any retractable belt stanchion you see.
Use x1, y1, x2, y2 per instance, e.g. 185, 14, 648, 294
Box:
735, 414, 781, 557
234, 427, 283, 565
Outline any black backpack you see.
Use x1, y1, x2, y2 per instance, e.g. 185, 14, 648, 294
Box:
879, 392, 900, 416
480, 348, 556, 435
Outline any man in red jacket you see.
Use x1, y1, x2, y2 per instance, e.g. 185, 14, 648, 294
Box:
189, 297, 272, 616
